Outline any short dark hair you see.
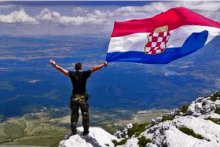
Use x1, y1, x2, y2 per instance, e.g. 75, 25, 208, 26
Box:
75, 62, 82, 70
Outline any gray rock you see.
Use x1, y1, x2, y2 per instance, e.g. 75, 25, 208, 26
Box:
156, 117, 162, 123
211, 104, 216, 111
186, 103, 196, 115
195, 97, 204, 103
147, 126, 159, 133
168, 112, 175, 118
174, 108, 180, 115
152, 119, 156, 125
195, 103, 202, 113
192, 112, 201, 117
215, 101, 220, 109
127, 123, 133, 129
146, 124, 153, 129
179, 112, 183, 115
201, 104, 216, 114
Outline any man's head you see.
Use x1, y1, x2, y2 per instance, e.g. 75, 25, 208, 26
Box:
75, 62, 82, 71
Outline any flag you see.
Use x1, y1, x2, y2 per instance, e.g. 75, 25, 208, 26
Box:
106, 7, 220, 64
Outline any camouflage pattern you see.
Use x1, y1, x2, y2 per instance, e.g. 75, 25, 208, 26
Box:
70, 94, 89, 133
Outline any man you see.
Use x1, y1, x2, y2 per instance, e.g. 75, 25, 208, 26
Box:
50, 59, 107, 135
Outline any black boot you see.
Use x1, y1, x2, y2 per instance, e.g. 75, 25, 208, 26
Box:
63, 130, 76, 140
71, 129, 77, 135
83, 130, 89, 135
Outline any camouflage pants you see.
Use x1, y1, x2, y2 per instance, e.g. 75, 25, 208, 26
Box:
70, 94, 89, 133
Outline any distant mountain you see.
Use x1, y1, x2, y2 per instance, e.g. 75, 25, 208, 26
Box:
59, 91, 220, 147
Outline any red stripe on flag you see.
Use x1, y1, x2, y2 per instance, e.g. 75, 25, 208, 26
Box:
111, 7, 220, 37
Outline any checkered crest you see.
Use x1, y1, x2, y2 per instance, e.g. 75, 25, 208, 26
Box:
144, 27, 170, 55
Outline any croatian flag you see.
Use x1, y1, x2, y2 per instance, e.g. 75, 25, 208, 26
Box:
106, 7, 220, 64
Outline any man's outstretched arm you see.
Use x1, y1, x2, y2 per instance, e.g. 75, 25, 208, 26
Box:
90, 61, 108, 73
50, 59, 69, 76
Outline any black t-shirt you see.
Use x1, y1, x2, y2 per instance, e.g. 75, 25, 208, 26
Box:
69, 70, 91, 94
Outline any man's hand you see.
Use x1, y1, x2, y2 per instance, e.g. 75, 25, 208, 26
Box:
104, 61, 108, 66
50, 59, 56, 67
50, 59, 69, 76
91, 61, 108, 73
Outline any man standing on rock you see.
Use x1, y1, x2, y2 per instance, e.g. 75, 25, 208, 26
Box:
50, 59, 107, 136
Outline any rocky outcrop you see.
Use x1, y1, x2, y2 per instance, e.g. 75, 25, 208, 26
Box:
59, 127, 119, 147
59, 92, 220, 147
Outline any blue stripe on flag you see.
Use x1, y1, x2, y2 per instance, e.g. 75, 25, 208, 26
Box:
106, 30, 209, 64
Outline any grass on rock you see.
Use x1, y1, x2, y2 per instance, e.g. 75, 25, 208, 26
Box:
179, 105, 189, 114
205, 117, 220, 125
210, 92, 220, 101
161, 114, 174, 122
214, 108, 220, 115
112, 139, 128, 146
127, 122, 151, 137
138, 136, 151, 147
179, 127, 204, 139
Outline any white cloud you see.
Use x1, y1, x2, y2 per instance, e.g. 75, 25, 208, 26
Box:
178, 1, 220, 11
0, 55, 71, 61
0, 1, 219, 35
37, 8, 60, 20
110, 2, 174, 21
113, 1, 220, 20
176, 1, 220, 21
29, 80, 41, 84
0, 8, 38, 24
37, 8, 110, 25
76, 6, 83, 12
115, 2, 171, 14
112, 1, 220, 22
75, 6, 83, 12
0, 5, 14, 8
73, 6, 88, 13
0, 67, 8, 71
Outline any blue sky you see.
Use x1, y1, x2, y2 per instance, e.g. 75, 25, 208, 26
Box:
0, 1, 219, 36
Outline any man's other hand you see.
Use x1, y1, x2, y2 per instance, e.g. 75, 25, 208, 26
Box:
104, 61, 108, 66
50, 59, 56, 66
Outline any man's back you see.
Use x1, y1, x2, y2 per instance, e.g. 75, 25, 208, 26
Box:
69, 70, 91, 94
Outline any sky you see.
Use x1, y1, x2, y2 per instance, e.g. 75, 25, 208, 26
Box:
0, 1, 219, 36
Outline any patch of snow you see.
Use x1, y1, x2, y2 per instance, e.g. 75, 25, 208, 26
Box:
59, 127, 119, 147
117, 138, 139, 147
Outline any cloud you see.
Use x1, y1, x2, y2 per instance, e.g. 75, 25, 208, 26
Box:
178, 1, 220, 11
0, 67, 8, 71
37, 8, 110, 25
35, 3, 219, 27
37, 8, 60, 21
176, 1, 220, 21
0, 1, 219, 35
114, 2, 172, 18
29, 80, 41, 83
0, 55, 71, 61
0, 8, 38, 24
73, 6, 87, 13
0, 5, 14, 8
76, 7, 83, 12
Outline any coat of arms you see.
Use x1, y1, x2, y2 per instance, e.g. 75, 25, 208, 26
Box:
144, 25, 170, 55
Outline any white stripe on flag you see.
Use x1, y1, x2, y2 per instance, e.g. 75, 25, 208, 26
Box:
167, 25, 220, 48
108, 33, 150, 53
108, 25, 220, 53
